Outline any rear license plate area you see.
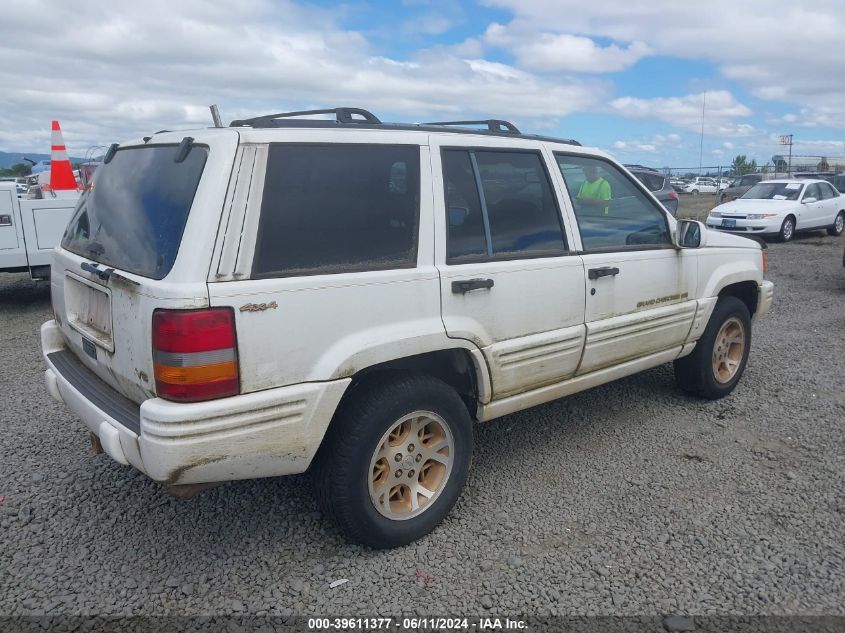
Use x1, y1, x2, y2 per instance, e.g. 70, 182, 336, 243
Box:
721, 218, 737, 228
82, 337, 97, 359
64, 272, 114, 352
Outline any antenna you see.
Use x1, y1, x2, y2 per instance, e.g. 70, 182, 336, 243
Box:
209, 104, 223, 128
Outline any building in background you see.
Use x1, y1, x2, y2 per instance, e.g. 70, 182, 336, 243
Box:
771, 155, 845, 174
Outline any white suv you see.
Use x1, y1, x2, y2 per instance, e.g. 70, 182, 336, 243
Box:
42, 108, 774, 548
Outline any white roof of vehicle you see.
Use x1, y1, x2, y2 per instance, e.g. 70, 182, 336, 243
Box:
120, 123, 606, 156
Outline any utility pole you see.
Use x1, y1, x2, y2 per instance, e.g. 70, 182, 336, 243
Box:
698, 91, 706, 176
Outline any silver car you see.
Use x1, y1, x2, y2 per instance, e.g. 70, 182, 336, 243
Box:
626, 165, 680, 215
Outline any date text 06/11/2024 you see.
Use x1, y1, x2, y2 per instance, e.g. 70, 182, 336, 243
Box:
307, 617, 529, 630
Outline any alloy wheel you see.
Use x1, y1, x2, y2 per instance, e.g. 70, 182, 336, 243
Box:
368, 411, 454, 520
712, 317, 746, 384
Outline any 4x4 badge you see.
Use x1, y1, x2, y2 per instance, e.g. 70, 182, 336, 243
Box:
239, 301, 278, 313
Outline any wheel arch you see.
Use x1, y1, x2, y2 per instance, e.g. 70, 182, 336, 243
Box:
339, 347, 489, 421
718, 280, 758, 317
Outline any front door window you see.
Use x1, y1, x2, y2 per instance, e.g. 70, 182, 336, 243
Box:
554, 154, 671, 252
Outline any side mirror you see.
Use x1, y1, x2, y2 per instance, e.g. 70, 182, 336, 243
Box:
675, 219, 707, 249
802, 197, 817, 204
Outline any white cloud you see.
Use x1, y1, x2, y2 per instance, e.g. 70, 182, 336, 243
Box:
613, 141, 657, 153
2, 0, 844, 156
612, 133, 683, 155
723, 141, 734, 149
484, 0, 845, 129
651, 133, 683, 146
0, 0, 603, 153
485, 23, 651, 73
786, 137, 845, 153
609, 91, 754, 136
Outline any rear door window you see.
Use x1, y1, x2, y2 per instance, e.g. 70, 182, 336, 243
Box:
442, 149, 567, 262
61, 145, 208, 279
819, 183, 837, 200
252, 144, 420, 278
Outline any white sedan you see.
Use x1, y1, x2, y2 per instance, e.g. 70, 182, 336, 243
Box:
683, 178, 719, 195
706, 179, 845, 242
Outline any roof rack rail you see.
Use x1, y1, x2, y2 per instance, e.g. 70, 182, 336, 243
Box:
230, 107, 381, 128
425, 119, 520, 134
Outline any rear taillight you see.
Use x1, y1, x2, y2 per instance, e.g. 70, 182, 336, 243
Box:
761, 250, 767, 274
152, 308, 239, 402
668, 191, 679, 201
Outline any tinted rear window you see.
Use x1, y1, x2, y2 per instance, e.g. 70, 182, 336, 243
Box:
252, 144, 420, 278
61, 145, 207, 279
632, 172, 665, 192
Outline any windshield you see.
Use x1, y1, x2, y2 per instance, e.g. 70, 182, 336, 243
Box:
741, 182, 803, 201
61, 145, 208, 279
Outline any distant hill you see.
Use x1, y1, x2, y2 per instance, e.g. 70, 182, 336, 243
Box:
0, 150, 86, 169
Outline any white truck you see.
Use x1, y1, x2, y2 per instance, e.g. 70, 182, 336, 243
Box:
0, 183, 78, 279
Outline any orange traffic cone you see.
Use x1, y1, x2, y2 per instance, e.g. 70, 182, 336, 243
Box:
48, 120, 77, 191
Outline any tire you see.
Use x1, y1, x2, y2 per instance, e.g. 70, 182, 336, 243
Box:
674, 296, 751, 400
691, 189, 700, 196
827, 211, 845, 236
720, 193, 727, 203
313, 374, 473, 548
778, 215, 795, 242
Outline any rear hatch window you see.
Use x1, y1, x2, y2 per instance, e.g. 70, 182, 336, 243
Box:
632, 172, 665, 192
61, 144, 208, 279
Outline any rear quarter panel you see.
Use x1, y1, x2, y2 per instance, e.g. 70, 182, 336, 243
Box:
208, 134, 479, 395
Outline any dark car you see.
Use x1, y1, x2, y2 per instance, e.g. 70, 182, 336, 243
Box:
626, 165, 679, 215
719, 173, 763, 203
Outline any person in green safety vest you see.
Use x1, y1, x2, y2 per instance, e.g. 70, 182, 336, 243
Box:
577, 165, 612, 215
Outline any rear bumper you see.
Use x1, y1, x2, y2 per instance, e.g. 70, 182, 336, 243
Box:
41, 320, 350, 484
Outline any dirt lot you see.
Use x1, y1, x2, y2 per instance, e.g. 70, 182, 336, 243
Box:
1, 214, 844, 623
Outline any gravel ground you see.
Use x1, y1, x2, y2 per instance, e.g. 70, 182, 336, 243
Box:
1, 220, 844, 623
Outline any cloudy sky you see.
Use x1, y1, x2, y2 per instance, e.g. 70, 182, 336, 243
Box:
1, 0, 844, 168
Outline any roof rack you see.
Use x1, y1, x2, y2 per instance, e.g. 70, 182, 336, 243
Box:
225, 107, 579, 145
230, 107, 381, 128
425, 119, 520, 134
